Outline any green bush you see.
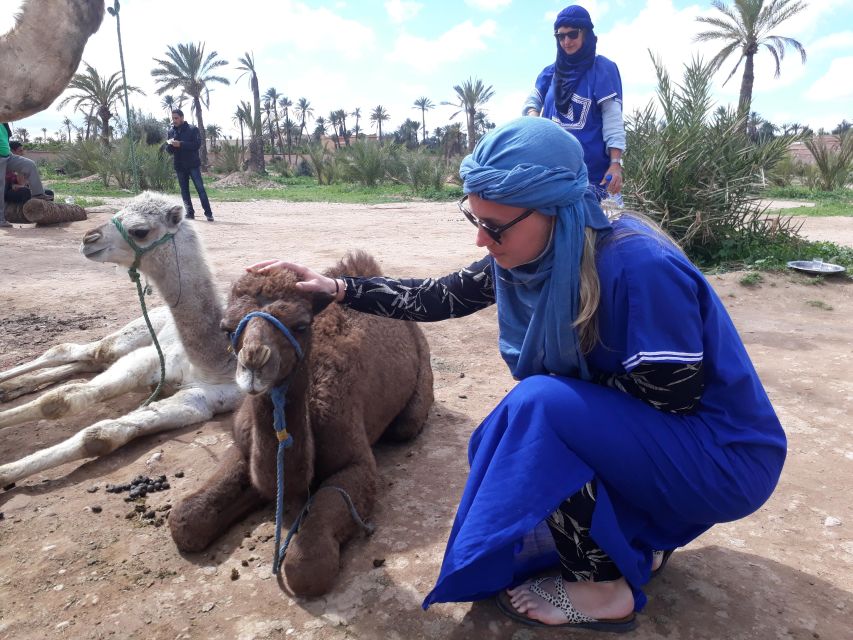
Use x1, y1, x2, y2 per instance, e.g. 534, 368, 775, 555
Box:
625, 53, 799, 266
305, 142, 338, 185
58, 139, 111, 184
215, 144, 244, 174
804, 130, 853, 191
338, 141, 387, 187
400, 150, 450, 194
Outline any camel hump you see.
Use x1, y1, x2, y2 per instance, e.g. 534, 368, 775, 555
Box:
326, 250, 384, 279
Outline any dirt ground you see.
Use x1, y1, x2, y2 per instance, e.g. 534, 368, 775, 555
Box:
0, 200, 851, 640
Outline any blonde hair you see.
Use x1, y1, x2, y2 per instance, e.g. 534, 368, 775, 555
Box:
574, 227, 600, 353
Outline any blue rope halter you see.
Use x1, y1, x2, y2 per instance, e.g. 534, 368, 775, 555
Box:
231, 309, 375, 576
111, 217, 175, 407
230, 311, 303, 574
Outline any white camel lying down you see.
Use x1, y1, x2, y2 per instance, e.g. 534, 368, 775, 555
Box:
0, 192, 241, 487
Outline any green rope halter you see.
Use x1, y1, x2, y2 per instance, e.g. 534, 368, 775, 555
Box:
112, 216, 176, 407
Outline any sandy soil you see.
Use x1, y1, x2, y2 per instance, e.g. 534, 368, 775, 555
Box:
0, 200, 851, 640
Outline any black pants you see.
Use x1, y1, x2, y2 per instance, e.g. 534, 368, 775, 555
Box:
547, 479, 623, 582
175, 166, 213, 218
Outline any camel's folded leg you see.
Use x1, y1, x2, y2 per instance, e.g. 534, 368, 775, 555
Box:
0, 383, 243, 487
0, 341, 183, 429
0, 306, 170, 384
169, 446, 265, 553
0, 362, 101, 402
284, 456, 379, 597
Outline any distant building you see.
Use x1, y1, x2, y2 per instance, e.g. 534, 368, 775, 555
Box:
787, 135, 841, 165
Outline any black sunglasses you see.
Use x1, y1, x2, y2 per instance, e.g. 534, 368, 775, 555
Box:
458, 195, 536, 245
554, 29, 581, 41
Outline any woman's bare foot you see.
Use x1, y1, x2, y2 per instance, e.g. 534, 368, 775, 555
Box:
652, 550, 665, 572
507, 575, 634, 625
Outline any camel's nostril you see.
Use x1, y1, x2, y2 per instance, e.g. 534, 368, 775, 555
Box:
83, 230, 101, 244
237, 344, 271, 370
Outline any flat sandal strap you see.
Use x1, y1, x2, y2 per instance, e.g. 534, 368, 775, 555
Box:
529, 577, 597, 624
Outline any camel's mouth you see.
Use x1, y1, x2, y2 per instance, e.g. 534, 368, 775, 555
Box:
81, 246, 108, 259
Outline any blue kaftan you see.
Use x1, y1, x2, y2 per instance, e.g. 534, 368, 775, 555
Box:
422, 218, 786, 611
535, 56, 623, 185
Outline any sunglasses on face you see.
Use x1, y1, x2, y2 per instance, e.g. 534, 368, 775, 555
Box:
554, 29, 581, 41
458, 195, 536, 245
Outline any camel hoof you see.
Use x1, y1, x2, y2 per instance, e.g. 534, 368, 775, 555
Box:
169, 496, 218, 553
284, 535, 340, 597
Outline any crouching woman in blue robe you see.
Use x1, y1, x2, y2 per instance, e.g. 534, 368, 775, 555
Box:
248, 116, 786, 633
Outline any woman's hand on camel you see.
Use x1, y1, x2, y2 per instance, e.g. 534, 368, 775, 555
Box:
246, 260, 344, 300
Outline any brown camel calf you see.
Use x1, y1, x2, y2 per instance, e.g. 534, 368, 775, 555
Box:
169, 251, 434, 596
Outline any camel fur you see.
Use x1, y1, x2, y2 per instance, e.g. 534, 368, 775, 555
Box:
1, 0, 104, 121
0, 191, 241, 486
169, 252, 434, 597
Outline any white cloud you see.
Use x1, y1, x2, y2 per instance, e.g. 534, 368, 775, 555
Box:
466, 0, 512, 11
806, 57, 853, 101
807, 31, 853, 55
387, 19, 498, 73
385, 0, 423, 24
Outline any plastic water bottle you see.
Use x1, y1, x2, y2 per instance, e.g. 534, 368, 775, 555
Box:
601, 175, 624, 211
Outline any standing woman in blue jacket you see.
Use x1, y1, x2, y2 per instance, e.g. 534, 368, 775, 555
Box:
523, 5, 625, 201
166, 109, 215, 222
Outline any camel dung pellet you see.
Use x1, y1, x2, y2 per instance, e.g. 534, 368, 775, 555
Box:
241, 560, 249, 567
125, 510, 136, 519
158, 475, 167, 482
372, 558, 386, 568
87, 486, 99, 493
90, 505, 102, 514
230, 568, 240, 580
4, 482, 16, 491
143, 510, 156, 520
174, 471, 185, 478
162, 482, 170, 490
134, 505, 147, 513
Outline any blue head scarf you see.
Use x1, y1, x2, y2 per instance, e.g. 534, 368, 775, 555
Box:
553, 5, 597, 114
460, 117, 611, 380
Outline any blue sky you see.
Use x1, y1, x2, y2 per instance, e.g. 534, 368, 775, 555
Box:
6, 0, 852, 142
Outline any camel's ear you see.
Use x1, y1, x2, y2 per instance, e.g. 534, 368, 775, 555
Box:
167, 206, 184, 228
312, 291, 335, 315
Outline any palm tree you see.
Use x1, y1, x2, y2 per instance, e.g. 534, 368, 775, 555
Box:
62, 116, 73, 142
235, 52, 265, 173
264, 87, 285, 155
161, 94, 176, 115
313, 116, 328, 142
413, 96, 434, 144
14, 128, 29, 143
41, 127, 47, 142
443, 77, 495, 152
151, 42, 229, 167
262, 99, 277, 154
232, 104, 248, 151
205, 123, 222, 151
695, 0, 807, 119
335, 109, 349, 146
295, 98, 314, 147
59, 63, 143, 146
370, 105, 390, 145
328, 111, 340, 149
350, 107, 362, 139
278, 96, 294, 160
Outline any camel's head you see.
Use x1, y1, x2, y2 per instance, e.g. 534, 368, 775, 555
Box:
222, 270, 335, 395
80, 191, 186, 268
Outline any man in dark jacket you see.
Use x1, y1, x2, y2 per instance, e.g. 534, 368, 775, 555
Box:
166, 109, 214, 221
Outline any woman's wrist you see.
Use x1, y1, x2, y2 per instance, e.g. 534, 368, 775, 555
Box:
332, 278, 347, 302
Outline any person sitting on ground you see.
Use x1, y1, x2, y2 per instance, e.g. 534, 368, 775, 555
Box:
3, 141, 54, 204
1, 128, 52, 227
246, 117, 786, 633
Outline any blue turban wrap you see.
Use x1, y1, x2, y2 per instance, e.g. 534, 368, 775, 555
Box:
553, 5, 597, 114
459, 117, 611, 381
